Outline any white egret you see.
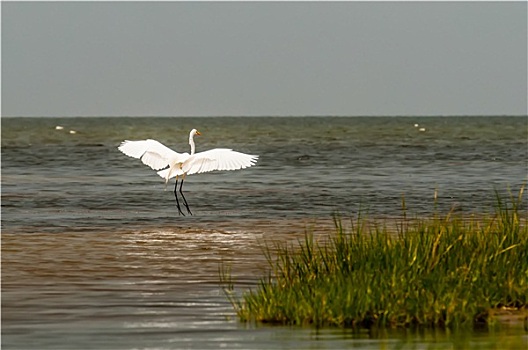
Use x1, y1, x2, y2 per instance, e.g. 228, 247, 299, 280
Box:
118, 129, 258, 215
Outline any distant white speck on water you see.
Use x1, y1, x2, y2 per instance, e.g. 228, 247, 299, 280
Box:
69, 130, 77, 134
414, 124, 419, 127
55, 126, 64, 130
419, 127, 426, 132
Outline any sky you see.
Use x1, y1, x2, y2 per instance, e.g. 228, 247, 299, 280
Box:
2, 1, 527, 117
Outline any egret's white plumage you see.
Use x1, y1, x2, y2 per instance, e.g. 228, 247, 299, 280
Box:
118, 129, 258, 215
119, 139, 187, 172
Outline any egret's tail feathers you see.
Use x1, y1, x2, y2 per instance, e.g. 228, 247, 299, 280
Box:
157, 168, 170, 179
157, 167, 184, 181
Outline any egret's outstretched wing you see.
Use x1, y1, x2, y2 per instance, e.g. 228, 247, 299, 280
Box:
183, 148, 258, 175
118, 139, 183, 171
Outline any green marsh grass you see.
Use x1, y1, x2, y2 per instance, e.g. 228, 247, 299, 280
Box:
222, 188, 528, 329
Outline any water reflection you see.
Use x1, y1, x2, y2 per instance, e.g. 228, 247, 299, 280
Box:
3, 227, 527, 349
1, 226, 295, 349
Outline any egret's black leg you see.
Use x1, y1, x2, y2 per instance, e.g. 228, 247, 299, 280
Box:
173, 179, 185, 216
179, 178, 193, 215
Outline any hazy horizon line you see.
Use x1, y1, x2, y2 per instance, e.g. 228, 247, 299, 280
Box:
2, 114, 527, 118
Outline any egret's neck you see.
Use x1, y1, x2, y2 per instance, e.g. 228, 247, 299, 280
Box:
189, 136, 196, 155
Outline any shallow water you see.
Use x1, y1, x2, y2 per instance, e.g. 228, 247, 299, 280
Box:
4, 229, 528, 350
2, 116, 527, 349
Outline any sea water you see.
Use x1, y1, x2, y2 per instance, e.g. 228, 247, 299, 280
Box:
2, 116, 527, 349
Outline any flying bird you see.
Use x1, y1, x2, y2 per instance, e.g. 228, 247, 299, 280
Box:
118, 129, 258, 215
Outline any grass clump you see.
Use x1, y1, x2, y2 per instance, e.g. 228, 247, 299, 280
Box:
222, 188, 527, 329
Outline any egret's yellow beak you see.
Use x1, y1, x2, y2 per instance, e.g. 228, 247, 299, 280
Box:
196, 131, 201, 136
